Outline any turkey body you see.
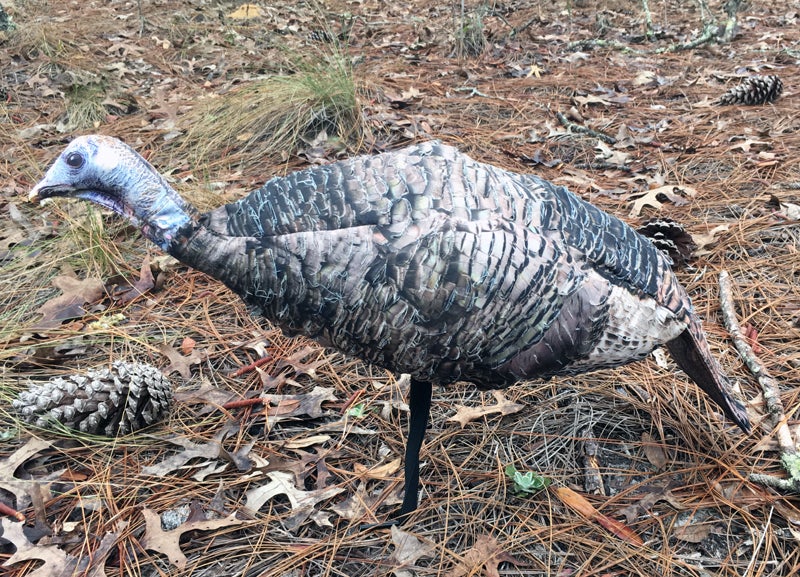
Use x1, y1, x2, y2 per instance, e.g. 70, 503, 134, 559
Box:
31, 135, 750, 521
181, 141, 685, 385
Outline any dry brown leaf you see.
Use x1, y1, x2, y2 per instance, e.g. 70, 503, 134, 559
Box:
158, 342, 203, 379
674, 521, 715, 543
692, 224, 729, 255
260, 386, 338, 422
283, 434, 332, 449
554, 486, 644, 546
34, 275, 105, 329
173, 382, 238, 411
329, 483, 390, 520
261, 450, 322, 485
140, 437, 225, 477
140, 508, 245, 569
447, 391, 524, 428
353, 457, 402, 480
1, 517, 126, 577
595, 140, 631, 166
769, 195, 800, 220
114, 256, 155, 303
388, 525, 435, 577
0, 437, 55, 507
728, 138, 770, 153
1, 517, 75, 577
628, 185, 694, 217
275, 345, 326, 379
243, 471, 344, 528
180, 336, 197, 355
448, 534, 527, 577
641, 432, 668, 469
619, 486, 685, 524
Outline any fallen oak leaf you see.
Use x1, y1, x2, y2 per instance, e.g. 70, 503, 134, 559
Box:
329, 483, 395, 521
158, 342, 203, 379
388, 525, 435, 577
641, 432, 668, 469
449, 534, 528, 577
553, 486, 644, 546
447, 391, 524, 428
275, 345, 326, 379
84, 523, 129, 577
767, 194, 800, 220
260, 449, 335, 486
628, 185, 694, 217
353, 457, 402, 480
0, 438, 56, 508
673, 521, 717, 543
728, 138, 770, 153
34, 274, 105, 329
140, 437, 226, 477
244, 471, 344, 512
692, 224, 729, 256
1, 517, 76, 577
113, 256, 155, 303
259, 386, 338, 422
619, 486, 685, 524
243, 471, 344, 530
140, 508, 245, 570
173, 382, 238, 412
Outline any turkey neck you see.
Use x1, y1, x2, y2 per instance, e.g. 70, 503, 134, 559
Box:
167, 217, 255, 298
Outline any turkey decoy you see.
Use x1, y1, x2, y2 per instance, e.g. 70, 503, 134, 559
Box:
30, 135, 750, 522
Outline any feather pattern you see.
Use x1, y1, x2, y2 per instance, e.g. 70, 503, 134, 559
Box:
180, 141, 697, 387
30, 135, 750, 520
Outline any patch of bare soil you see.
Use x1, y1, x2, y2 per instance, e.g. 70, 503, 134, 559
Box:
1, 0, 800, 575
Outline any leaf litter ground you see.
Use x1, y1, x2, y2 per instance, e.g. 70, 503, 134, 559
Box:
2, 0, 800, 575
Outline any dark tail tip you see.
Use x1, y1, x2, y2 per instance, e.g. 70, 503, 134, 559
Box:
666, 327, 751, 433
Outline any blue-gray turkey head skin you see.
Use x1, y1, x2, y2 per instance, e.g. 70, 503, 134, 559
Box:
30, 135, 750, 432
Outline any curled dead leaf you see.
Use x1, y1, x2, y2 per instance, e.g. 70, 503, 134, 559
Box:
554, 486, 644, 546
447, 391, 524, 428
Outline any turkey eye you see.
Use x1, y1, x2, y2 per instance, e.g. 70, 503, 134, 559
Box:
66, 152, 84, 169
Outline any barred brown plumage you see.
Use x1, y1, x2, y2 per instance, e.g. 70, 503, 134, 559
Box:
637, 217, 697, 267
14, 361, 172, 436
30, 135, 750, 522
719, 74, 783, 106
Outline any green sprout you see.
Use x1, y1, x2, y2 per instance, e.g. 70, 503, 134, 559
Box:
347, 402, 367, 418
505, 464, 551, 496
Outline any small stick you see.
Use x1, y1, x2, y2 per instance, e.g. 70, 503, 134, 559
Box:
222, 397, 264, 410
0, 501, 25, 522
719, 270, 800, 491
229, 355, 272, 378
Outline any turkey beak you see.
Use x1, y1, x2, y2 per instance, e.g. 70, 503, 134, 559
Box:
29, 179, 75, 204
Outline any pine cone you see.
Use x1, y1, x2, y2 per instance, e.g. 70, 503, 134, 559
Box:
637, 218, 697, 267
719, 75, 783, 106
14, 361, 172, 436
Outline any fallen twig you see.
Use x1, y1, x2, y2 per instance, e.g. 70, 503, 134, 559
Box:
229, 355, 273, 378
555, 111, 616, 145
0, 501, 25, 522
719, 270, 800, 491
222, 397, 264, 410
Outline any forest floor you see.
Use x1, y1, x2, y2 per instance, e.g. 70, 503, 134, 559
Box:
2, 0, 800, 575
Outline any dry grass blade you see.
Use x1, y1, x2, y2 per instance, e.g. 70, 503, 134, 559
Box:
179, 50, 364, 172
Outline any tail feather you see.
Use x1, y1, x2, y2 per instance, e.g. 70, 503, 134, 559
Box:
666, 324, 750, 432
